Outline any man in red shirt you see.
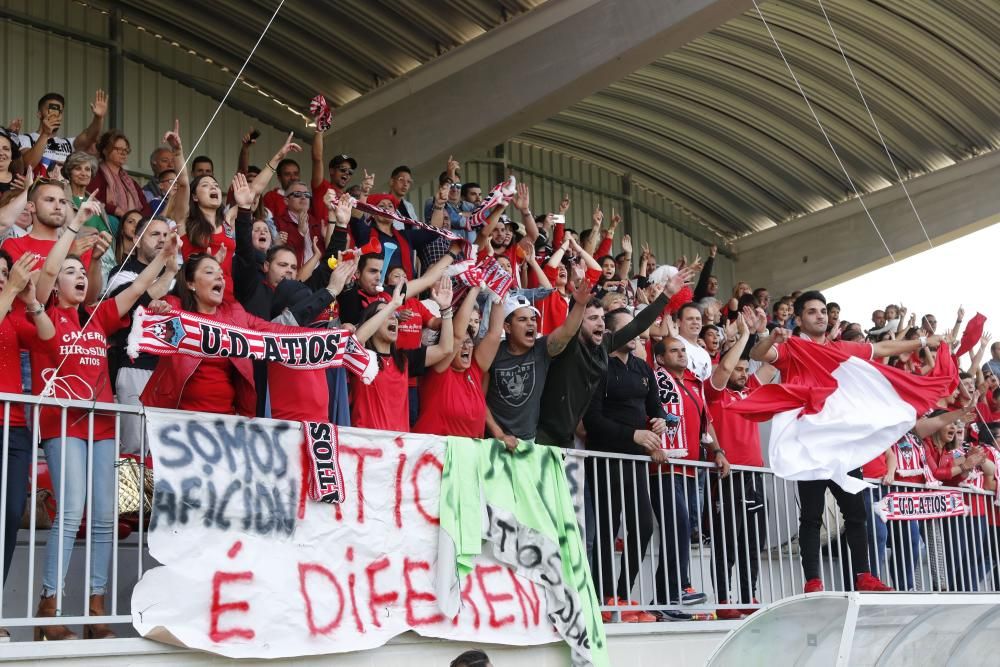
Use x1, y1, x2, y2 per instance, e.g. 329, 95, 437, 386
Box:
751, 290, 938, 594
650, 335, 729, 618
261, 158, 300, 219
310, 128, 356, 221
385, 265, 441, 425
704, 315, 776, 618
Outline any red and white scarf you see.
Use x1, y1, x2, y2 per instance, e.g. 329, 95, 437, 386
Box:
302, 421, 344, 504
126, 306, 379, 384
653, 367, 691, 458
309, 94, 333, 132
467, 176, 517, 230
891, 433, 940, 485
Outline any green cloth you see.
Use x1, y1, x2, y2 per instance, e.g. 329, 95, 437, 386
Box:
441, 437, 609, 667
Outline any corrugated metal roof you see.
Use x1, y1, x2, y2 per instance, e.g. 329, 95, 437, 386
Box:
520, 0, 1000, 239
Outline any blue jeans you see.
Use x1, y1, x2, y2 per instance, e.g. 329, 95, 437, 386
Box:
41, 437, 116, 597
652, 473, 699, 603
863, 486, 888, 579
888, 520, 921, 590
2, 426, 31, 583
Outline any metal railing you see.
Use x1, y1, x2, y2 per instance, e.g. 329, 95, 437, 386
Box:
1, 390, 998, 640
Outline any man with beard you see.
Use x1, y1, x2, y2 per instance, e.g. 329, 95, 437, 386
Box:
485, 277, 593, 450
106, 218, 178, 454
750, 289, 939, 593
310, 128, 357, 221
262, 155, 301, 219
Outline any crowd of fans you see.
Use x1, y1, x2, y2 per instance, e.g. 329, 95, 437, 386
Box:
0, 89, 996, 640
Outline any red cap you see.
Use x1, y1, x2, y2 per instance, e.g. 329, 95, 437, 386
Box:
366, 193, 400, 209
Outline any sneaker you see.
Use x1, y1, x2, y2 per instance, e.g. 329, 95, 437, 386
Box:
654, 609, 693, 622
681, 587, 707, 605
715, 608, 744, 620
856, 572, 894, 592
804, 578, 824, 594
739, 598, 761, 616
601, 597, 658, 623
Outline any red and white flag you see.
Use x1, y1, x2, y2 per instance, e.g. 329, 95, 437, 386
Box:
730, 338, 956, 492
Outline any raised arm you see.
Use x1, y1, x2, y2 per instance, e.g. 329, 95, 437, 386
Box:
711, 314, 750, 390
474, 286, 507, 372
568, 236, 601, 272
511, 182, 539, 243
0, 254, 37, 324
750, 327, 788, 363
253, 132, 301, 198
610, 268, 694, 349
950, 306, 964, 343
403, 248, 457, 296
873, 334, 943, 359
354, 282, 404, 344
160, 120, 189, 223
310, 129, 324, 190
522, 242, 551, 289
37, 192, 101, 304
237, 127, 255, 175
546, 277, 591, 357
72, 89, 107, 155
693, 245, 716, 301
0, 172, 29, 238
582, 206, 603, 255
474, 204, 508, 252
423, 278, 455, 367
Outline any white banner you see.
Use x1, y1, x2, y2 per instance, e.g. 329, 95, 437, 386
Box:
133, 410, 558, 658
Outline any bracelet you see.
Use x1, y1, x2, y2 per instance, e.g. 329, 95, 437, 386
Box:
66, 226, 80, 234
441, 311, 454, 320
26, 302, 44, 317
440, 306, 454, 317
434, 204, 445, 210
265, 161, 277, 171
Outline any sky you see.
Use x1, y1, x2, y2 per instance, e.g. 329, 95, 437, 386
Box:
824, 222, 1000, 341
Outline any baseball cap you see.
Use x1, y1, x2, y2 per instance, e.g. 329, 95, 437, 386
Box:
501, 214, 527, 238
503, 293, 541, 321
329, 154, 357, 170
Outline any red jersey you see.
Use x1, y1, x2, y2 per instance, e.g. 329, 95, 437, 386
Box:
2, 235, 94, 269
350, 348, 427, 432
0, 312, 33, 427
29, 300, 126, 440
267, 366, 328, 423
262, 188, 287, 219
862, 452, 888, 480
413, 360, 486, 438
535, 266, 601, 335
961, 446, 997, 518
923, 438, 965, 486
890, 433, 932, 484
177, 356, 237, 415
705, 374, 763, 467
395, 298, 434, 351
181, 229, 236, 302
652, 366, 707, 476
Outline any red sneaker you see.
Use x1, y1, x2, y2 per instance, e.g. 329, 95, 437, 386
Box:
739, 598, 761, 616
856, 572, 893, 592
804, 578, 824, 593
716, 608, 744, 620
601, 598, 657, 623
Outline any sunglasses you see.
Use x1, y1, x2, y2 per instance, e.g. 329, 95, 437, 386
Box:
27, 176, 65, 196
287, 191, 312, 199
336, 167, 354, 175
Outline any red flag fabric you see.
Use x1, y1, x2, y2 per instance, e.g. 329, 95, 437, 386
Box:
956, 312, 987, 358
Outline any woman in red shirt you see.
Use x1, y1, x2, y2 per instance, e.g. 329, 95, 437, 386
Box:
350, 279, 454, 432
180, 174, 237, 302
414, 285, 505, 437
26, 194, 176, 640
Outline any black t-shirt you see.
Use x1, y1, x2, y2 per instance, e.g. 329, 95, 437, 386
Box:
336, 286, 389, 326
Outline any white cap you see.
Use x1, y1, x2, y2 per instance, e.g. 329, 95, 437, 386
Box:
503, 293, 541, 320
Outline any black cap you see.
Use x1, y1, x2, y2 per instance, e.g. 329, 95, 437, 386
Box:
246, 164, 262, 175
329, 154, 357, 170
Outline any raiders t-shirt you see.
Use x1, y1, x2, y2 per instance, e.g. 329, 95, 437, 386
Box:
486, 338, 551, 441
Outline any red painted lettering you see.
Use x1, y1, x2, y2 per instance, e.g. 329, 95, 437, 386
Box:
341, 445, 382, 524
411, 452, 443, 525
298, 563, 345, 636
365, 556, 399, 627
451, 569, 481, 629
394, 451, 407, 529
476, 564, 515, 629
209, 571, 255, 642
403, 558, 444, 626
508, 568, 541, 627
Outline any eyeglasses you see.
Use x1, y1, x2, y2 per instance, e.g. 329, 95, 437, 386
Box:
337, 167, 354, 175
449, 182, 462, 189
111, 144, 131, 155
27, 176, 65, 196
287, 191, 312, 199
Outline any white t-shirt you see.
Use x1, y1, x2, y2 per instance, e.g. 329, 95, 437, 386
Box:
19, 133, 75, 165
682, 336, 712, 381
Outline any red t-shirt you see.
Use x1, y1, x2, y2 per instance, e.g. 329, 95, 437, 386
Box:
862, 452, 888, 480
265, 366, 328, 423
0, 313, 32, 427
705, 374, 763, 467
350, 348, 427, 432
413, 360, 486, 438
923, 438, 965, 486
311, 180, 340, 221
395, 298, 434, 351
535, 266, 601, 335
274, 212, 324, 266
2, 235, 94, 269
178, 356, 237, 415
181, 229, 237, 302
262, 188, 287, 220
652, 367, 707, 476
29, 300, 126, 440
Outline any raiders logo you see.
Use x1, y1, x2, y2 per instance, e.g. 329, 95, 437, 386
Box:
494, 360, 535, 407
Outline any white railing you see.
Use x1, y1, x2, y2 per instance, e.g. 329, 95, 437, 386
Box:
0, 391, 997, 640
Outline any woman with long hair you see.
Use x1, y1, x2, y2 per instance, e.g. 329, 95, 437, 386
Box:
26, 193, 175, 640
0, 129, 22, 195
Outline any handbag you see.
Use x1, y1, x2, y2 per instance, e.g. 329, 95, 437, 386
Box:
116, 457, 154, 515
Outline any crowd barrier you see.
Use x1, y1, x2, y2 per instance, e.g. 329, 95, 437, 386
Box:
0, 391, 997, 639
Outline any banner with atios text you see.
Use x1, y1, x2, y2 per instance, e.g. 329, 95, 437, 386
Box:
132, 410, 560, 658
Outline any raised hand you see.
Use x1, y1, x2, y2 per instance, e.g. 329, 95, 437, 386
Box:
736, 312, 748, 337
435, 183, 449, 206
513, 182, 530, 214
90, 89, 108, 118
558, 193, 570, 214
71, 234, 98, 258
231, 172, 255, 209
277, 132, 302, 159
621, 234, 632, 255
610, 208, 622, 232
592, 205, 603, 228
214, 243, 228, 266
91, 231, 113, 260
328, 253, 357, 294
446, 155, 460, 179
663, 266, 695, 298
640, 240, 651, 259
241, 126, 258, 145
335, 196, 352, 227
572, 276, 593, 303
390, 280, 406, 308
771, 327, 792, 345
957, 305, 965, 322
5, 253, 38, 295
159, 231, 180, 260
74, 190, 102, 225
278, 230, 289, 245
432, 275, 453, 308
162, 119, 182, 152
360, 169, 375, 194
